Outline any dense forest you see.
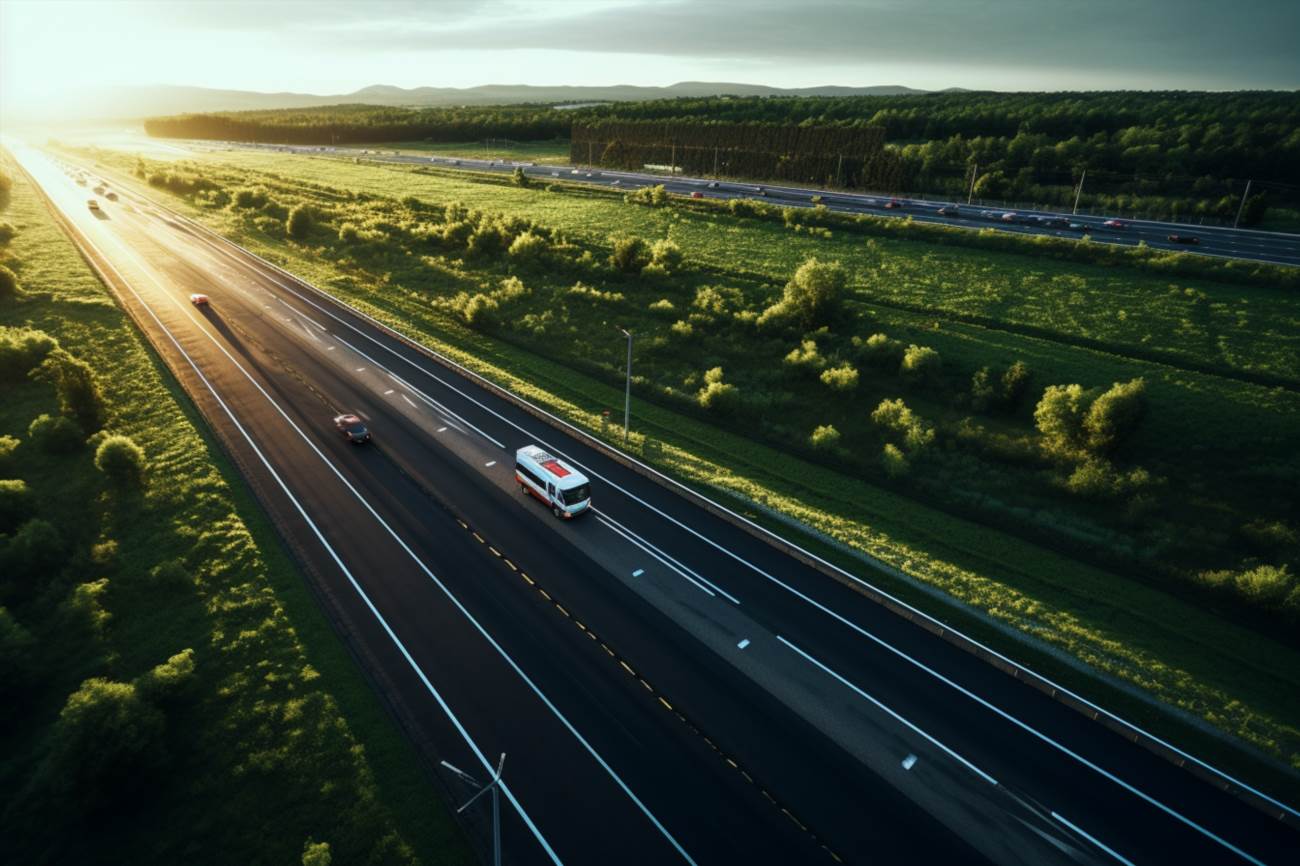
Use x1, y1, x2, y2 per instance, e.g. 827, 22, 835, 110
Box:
144, 104, 568, 145
145, 91, 1300, 223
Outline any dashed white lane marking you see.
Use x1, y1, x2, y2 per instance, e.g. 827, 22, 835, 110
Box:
356, 367, 366, 372
327, 346, 335, 351
384, 389, 395, 395
737, 639, 751, 650
485, 460, 497, 467
437, 426, 448, 432
902, 754, 918, 771
632, 568, 645, 577
358, 411, 371, 421
401, 393, 417, 408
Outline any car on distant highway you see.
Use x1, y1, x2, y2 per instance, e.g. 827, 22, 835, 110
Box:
1001, 211, 1018, 222
105, 191, 118, 201
938, 205, 959, 216
978, 209, 995, 219
189, 293, 209, 306
754, 186, 767, 196
884, 199, 902, 209
1102, 219, 1127, 229
690, 191, 704, 199
87, 199, 100, 211
1167, 234, 1200, 245
334, 414, 371, 444
1068, 222, 1086, 231
93, 185, 105, 195
708, 181, 720, 189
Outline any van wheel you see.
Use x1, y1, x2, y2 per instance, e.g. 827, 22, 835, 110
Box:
520, 482, 529, 495
552, 504, 564, 519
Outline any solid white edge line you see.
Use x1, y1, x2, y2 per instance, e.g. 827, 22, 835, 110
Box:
777, 636, 999, 787
594, 514, 716, 599
593, 508, 741, 605
102, 154, 1300, 826
1049, 812, 1139, 866
50, 213, 564, 864
74, 197, 697, 866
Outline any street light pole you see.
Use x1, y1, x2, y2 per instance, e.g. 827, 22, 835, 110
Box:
967, 161, 977, 204
441, 754, 506, 866
1073, 169, 1086, 215
1234, 179, 1253, 228
618, 327, 633, 441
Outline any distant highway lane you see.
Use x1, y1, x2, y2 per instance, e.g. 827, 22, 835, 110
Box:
14, 142, 1300, 866
200, 140, 1300, 268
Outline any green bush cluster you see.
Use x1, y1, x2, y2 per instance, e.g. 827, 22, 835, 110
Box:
93, 434, 147, 489
759, 257, 846, 330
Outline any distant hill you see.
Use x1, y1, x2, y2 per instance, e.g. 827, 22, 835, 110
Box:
20, 81, 932, 122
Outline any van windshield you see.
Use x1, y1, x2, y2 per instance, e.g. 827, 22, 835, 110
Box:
561, 484, 590, 505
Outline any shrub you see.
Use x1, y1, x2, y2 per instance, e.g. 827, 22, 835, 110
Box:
0, 327, 57, 382
286, 205, 313, 238
149, 559, 192, 587
900, 344, 942, 383
1083, 378, 1146, 454
856, 333, 904, 368
0, 606, 36, 699
137, 648, 197, 704
511, 167, 531, 188
648, 298, 676, 315
508, 230, 548, 262
230, 186, 268, 209
0, 479, 34, 534
0, 264, 19, 301
881, 443, 910, 477
649, 239, 684, 273
33, 349, 104, 434
94, 435, 147, 489
761, 258, 846, 330
809, 424, 841, 450
609, 235, 651, 273
1233, 564, 1294, 607
1034, 383, 1090, 457
448, 292, 499, 329
871, 398, 935, 452
625, 184, 668, 206
696, 367, 738, 411
784, 339, 824, 370
35, 677, 165, 808
1001, 361, 1031, 407
728, 199, 769, 218
670, 320, 695, 338
1, 518, 66, 593
467, 222, 509, 258
303, 840, 333, 866
0, 222, 15, 244
820, 364, 859, 391
28, 413, 83, 454
337, 222, 359, 243
0, 434, 17, 474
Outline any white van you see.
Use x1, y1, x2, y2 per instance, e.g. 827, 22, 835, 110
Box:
515, 445, 591, 519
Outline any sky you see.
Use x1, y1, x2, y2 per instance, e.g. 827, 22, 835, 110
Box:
2, 0, 1297, 113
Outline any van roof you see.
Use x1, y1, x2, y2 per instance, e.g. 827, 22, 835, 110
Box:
516, 445, 589, 487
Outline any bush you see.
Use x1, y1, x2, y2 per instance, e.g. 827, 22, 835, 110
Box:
1001, 361, 1031, 407
94, 435, 147, 489
0, 434, 17, 474
35, 678, 165, 808
1063, 459, 1152, 499
137, 648, 197, 704
0, 221, 15, 244
33, 349, 104, 434
286, 205, 313, 239
881, 443, 910, 477
900, 344, 942, 383
1034, 383, 1090, 457
696, 367, 738, 411
511, 167, 531, 188
0, 606, 36, 699
0, 479, 34, 534
0, 264, 19, 302
303, 840, 333, 866
0, 519, 66, 594
820, 364, 859, 391
784, 339, 824, 370
508, 230, 549, 262
856, 332, 904, 368
337, 222, 359, 243
648, 298, 676, 315
809, 424, 841, 450
609, 235, 651, 273
1233, 564, 1294, 607
761, 258, 846, 330
149, 559, 192, 587
1083, 378, 1146, 454
28, 413, 83, 454
448, 292, 499, 329
625, 184, 668, 206
871, 398, 935, 452
649, 238, 683, 273
670, 320, 695, 338
230, 187, 268, 209
0, 327, 56, 382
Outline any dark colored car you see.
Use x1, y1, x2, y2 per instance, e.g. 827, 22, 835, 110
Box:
334, 413, 371, 444
938, 206, 959, 216
1102, 219, 1126, 229
884, 199, 903, 209
1167, 234, 1200, 245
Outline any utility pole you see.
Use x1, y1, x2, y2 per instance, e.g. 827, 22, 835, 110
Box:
587, 139, 593, 167
1234, 179, 1253, 228
441, 754, 506, 866
713, 146, 719, 178
1072, 169, 1086, 215
619, 328, 634, 441
670, 140, 677, 177
836, 153, 844, 189
966, 161, 978, 204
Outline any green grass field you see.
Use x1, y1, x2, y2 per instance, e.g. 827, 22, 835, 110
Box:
0, 151, 470, 864
78, 146, 1300, 802
372, 139, 571, 164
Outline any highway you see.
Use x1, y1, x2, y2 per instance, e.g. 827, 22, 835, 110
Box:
13, 142, 1300, 865
198, 140, 1300, 268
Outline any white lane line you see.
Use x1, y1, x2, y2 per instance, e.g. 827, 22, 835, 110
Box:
157, 192, 1300, 826
737, 639, 750, 650
326, 345, 335, 351
356, 367, 366, 372
373, 369, 484, 441
594, 509, 740, 605
437, 426, 448, 433
1050, 812, 1138, 866
85, 226, 697, 866
66, 225, 564, 865
384, 389, 395, 395
485, 460, 497, 467
299, 321, 320, 342
401, 393, 417, 408
778, 636, 999, 787
595, 515, 716, 599
901, 754, 917, 771
632, 568, 644, 577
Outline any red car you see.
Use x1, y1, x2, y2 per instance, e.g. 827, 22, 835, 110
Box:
333, 414, 371, 444
1167, 234, 1200, 245
1102, 219, 1126, 229
189, 293, 209, 306
884, 199, 903, 209
690, 191, 704, 199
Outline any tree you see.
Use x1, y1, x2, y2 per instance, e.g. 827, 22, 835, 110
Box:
137, 648, 197, 704
286, 205, 313, 238
303, 840, 333, 866
0, 263, 18, 301
871, 398, 935, 452
1, 519, 66, 593
0, 479, 34, 534
881, 443, 910, 477
0, 606, 36, 700
33, 349, 104, 434
1034, 383, 1090, 456
1082, 378, 1146, 454
696, 367, 738, 411
511, 167, 531, 188
763, 258, 847, 330
649, 238, 683, 272
900, 345, 942, 383
94, 435, 147, 489
809, 424, 841, 449
819, 364, 859, 391
28, 413, 83, 454
609, 235, 651, 273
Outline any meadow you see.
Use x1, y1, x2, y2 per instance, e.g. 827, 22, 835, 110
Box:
0, 152, 469, 865
80, 145, 1300, 801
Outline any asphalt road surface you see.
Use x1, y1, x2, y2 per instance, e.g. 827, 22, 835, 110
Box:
196, 140, 1300, 268
14, 143, 1300, 866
